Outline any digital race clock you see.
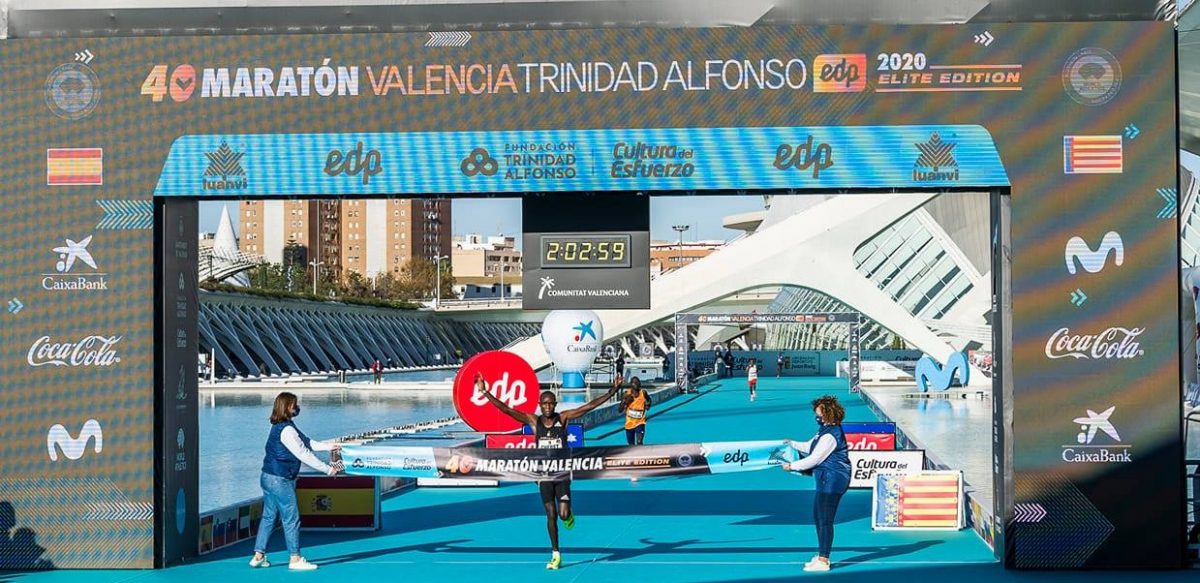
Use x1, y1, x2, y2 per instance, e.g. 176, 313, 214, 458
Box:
539, 234, 632, 268
523, 194, 649, 309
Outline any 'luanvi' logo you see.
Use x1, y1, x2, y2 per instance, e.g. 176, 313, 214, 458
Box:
913, 132, 959, 182
47, 419, 103, 461
1064, 231, 1123, 274
202, 142, 247, 191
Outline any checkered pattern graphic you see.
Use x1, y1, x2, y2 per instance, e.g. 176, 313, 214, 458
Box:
1014, 474, 1114, 568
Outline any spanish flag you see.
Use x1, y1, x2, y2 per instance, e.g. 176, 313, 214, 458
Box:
47, 148, 103, 185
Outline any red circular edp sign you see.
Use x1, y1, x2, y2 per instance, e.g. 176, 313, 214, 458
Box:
453, 350, 540, 432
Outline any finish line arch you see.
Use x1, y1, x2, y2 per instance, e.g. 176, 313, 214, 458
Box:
0, 22, 1180, 572
674, 312, 863, 393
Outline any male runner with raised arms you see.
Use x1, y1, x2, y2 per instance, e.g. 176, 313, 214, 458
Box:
478, 375, 622, 570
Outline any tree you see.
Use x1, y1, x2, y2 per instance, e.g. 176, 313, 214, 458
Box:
345, 271, 371, 298
400, 258, 455, 300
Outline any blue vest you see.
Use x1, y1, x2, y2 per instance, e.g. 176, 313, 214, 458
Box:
262, 420, 312, 480
814, 424, 851, 493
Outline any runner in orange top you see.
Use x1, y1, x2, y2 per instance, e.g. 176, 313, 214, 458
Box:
619, 377, 652, 445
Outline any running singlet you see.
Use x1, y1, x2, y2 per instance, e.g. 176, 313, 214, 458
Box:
535, 413, 566, 449
747, 365, 758, 381
624, 390, 648, 429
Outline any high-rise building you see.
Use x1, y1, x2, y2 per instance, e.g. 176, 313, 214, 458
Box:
451, 234, 522, 279
239, 198, 451, 280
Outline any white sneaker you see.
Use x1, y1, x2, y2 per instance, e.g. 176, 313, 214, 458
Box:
249, 556, 271, 568
288, 557, 319, 571
803, 555, 821, 566
803, 560, 831, 572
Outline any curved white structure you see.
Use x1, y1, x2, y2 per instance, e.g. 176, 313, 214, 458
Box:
508, 193, 985, 382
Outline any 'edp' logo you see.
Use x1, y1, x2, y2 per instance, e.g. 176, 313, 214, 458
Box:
773, 136, 834, 178
325, 141, 383, 185
813, 54, 867, 92
723, 449, 750, 466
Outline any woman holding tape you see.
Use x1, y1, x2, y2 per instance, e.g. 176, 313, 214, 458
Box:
249, 391, 343, 571
782, 395, 851, 573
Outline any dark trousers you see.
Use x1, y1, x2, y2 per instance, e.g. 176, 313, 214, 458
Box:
813, 490, 844, 558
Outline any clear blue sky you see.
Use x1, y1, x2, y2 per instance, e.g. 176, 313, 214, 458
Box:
198, 195, 767, 247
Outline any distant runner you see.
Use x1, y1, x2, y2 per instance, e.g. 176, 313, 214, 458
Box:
777, 352, 784, 378
747, 358, 759, 401
619, 377, 651, 445
478, 375, 622, 570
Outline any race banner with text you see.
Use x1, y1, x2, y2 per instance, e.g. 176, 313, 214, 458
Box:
341, 440, 801, 481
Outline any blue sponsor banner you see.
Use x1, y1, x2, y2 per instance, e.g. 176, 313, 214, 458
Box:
701, 440, 795, 474
842, 422, 896, 434
153, 125, 1008, 197
521, 424, 585, 447
342, 445, 440, 479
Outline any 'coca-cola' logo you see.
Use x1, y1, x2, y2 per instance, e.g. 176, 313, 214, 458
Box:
28, 335, 123, 367
1045, 327, 1145, 360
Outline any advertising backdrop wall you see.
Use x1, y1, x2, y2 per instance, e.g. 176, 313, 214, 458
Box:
0, 22, 1180, 569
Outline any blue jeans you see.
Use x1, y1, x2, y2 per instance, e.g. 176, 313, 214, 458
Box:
254, 473, 301, 557
813, 469, 850, 559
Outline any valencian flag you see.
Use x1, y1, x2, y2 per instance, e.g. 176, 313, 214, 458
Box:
1062, 135, 1122, 174
46, 148, 103, 185
873, 471, 963, 529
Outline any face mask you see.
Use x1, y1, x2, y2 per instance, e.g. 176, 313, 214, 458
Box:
292, 406, 301, 417
814, 415, 824, 426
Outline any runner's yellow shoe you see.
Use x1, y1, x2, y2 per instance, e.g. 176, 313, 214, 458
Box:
546, 554, 562, 570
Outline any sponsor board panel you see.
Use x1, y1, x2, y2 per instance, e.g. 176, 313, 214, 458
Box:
850, 450, 925, 489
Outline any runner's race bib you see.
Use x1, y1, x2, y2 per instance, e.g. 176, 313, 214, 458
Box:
538, 438, 564, 449
626, 409, 645, 419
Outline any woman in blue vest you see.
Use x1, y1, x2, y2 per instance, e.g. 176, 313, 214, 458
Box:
249, 392, 342, 571
782, 395, 851, 573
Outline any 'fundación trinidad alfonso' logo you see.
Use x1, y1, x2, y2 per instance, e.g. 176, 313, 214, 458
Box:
913, 132, 959, 182
203, 142, 248, 191
1063, 405, 1131, 464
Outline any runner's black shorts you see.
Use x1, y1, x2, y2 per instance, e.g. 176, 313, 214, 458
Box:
539, 479, 571, 505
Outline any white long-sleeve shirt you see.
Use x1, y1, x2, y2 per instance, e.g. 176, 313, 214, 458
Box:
280, 425, 334, 475
790, 434, 837, 472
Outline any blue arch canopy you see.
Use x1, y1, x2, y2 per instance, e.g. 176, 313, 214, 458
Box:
153, 125, 1009, 197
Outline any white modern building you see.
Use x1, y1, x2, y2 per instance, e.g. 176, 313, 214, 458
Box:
508, 191, 994, 382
